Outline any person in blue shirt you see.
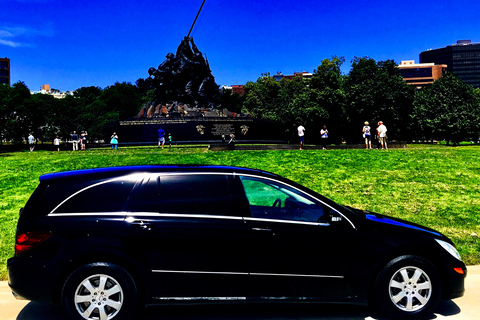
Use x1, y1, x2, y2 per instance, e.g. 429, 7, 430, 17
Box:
158, 128, 166, 149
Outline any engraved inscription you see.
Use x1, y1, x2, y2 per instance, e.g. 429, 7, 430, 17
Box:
211, 124, 235, 136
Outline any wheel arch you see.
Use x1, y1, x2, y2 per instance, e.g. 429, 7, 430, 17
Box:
52, 249, 147, 306
365, 245, 451, 303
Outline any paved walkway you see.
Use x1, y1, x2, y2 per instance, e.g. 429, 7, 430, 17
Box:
1, 265, 479, 319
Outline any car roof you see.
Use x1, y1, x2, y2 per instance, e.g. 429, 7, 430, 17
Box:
39, 165, 280, 182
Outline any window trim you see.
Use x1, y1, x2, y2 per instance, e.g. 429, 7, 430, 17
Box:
49, 174, 142, 214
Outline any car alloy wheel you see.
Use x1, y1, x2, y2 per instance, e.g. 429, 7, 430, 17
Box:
373, 255, 441, 319
388, 266, 432, 312
62, 262, 137, 320
74, 274, 124, 320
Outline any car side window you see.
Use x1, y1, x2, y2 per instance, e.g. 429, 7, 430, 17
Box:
240, 176, 325, 222
53, 179, 136, 213
136, 174, 239, 216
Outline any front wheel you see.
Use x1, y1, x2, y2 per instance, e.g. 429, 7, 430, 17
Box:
373, 255, 441, 319
62, 262, 138, 320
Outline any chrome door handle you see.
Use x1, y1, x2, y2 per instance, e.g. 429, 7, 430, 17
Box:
131, 221, 153, 230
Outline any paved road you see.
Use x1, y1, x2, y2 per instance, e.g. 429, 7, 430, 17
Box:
1, 266, 479, 320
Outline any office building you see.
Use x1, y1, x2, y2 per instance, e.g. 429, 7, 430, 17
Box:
420, 40, 480, 88
398, 60, 447, 89
0, 57, 10, 86
273, 72, 313, 81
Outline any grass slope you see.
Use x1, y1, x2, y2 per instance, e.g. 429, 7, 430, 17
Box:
1, 145, 479, 280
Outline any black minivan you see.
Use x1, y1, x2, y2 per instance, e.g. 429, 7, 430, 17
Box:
8, 165, 466, 320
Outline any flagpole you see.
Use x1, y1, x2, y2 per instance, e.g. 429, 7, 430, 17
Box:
187, 0, 207, 38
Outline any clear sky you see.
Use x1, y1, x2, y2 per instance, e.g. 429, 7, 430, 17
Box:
1, 0, 479, 92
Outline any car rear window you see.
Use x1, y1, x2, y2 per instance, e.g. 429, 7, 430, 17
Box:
51, 178, 137, 214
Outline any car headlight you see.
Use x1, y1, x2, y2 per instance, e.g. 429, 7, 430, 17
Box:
435, 239, 462, 261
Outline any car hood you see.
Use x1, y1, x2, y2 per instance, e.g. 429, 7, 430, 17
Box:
347, 206, 444, 238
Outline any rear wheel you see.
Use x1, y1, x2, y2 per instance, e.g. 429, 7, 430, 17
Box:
62, 262, 137, 320
373, 255, 441, 319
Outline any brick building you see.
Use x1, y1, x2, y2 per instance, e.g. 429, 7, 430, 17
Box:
0, 57, 10, 86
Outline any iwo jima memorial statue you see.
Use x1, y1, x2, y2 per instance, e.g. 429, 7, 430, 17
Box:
111, 0, 281, 144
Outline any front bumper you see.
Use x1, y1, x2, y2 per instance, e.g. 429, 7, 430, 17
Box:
444, 264, 467, 300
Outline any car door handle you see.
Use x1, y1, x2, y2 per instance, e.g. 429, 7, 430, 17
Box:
252, 228, 273, 232
131, 221, 153, 230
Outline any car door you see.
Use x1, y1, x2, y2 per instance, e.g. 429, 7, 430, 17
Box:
238, 175, 360, 299
121, 173, 250, 298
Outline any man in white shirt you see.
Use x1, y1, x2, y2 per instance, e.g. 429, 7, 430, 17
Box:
297, 125, 305, 150
378, 121, 388, 149
28, 133, 35, 152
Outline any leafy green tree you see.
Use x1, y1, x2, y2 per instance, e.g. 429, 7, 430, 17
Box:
412, 73, 480, 144
73, 83, 142, 140
0, 84, 13, 143
310, 56, 347, 143
27, 93, 56, 142
244, 74, 282, 121
101, 82, 142, 120
219, 88, 245, 114
345, 57, 414, 142
2, 82, 32, 143
73, 86, 102, 107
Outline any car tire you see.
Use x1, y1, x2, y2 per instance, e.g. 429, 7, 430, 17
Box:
373, 255, 441, 320
61, 262, 138, 320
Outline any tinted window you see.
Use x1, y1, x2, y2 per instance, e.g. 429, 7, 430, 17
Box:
53, 179, 136, 213
136, 174, 238, 216
240, 176, 325, 222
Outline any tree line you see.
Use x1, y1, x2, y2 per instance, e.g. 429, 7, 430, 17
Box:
1, 56, 480, 145
0, 82, 143, 144
243, 56, 480, 145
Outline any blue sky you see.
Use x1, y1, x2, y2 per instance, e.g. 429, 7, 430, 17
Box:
1, 0, 479, 92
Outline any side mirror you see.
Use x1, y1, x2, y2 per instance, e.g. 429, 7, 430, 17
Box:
329, 210, 343, 223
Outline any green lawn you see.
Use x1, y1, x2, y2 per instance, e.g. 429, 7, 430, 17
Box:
1, 145, 479, 280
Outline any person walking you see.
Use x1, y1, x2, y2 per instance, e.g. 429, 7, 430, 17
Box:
363, 122, 372, 149
28, 133, 35, 152
378, 121, 388, 149
320, 125, 329, 150
54, 136, 61, 152
71, 131, 79, 151
158, 127, 166, 149
298, 124, 305, 150
110, 132, 119, 150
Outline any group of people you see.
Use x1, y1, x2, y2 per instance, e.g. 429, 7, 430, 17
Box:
363, 121, 388, 149
71, 131, 88, 151
297, 121, 388, 150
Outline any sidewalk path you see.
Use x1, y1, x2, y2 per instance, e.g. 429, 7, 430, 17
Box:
1, 265, 479, 320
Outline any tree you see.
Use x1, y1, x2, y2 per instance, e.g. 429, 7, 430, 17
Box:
244, 74, 282, 122
73, 83, 142, 140
0, 84, 13, 143
311, 56, 347, 143
344, 57, 414, 142
2, 82, 32, 143
412, 73, 480, 144
219, 88, 245, 114
100, 82, 142, 120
